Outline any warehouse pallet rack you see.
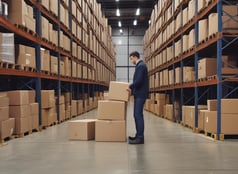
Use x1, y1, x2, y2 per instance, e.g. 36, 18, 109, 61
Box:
0, 0, 116, 127
145, 0, 238, 140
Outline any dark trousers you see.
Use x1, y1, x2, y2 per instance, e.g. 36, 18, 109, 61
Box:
134, 97, 146, 138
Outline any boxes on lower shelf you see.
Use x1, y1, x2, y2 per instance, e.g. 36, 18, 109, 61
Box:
68, 119, 96, 140
95, 120, 126, 142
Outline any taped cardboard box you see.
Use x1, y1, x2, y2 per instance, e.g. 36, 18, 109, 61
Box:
0, 107, 9, 122
108, 81, 130, 102
9, 105, 30, 118
0, 118, 15, 140
7, 90, 29, 106
68, 119, 96, 140
41, 90, 55, 109
95, 120, 126, 142
14, 116, 29, 134
0, 96, 9, 107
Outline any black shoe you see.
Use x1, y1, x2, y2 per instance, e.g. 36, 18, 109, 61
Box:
129, 137, 144, 144
128, 136, 137, 140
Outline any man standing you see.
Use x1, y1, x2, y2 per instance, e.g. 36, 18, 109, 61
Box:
128, 51, 149, 144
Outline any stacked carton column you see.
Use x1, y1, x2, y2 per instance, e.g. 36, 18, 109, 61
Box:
0, 93, 15, 141
58, 95, 66, 122
8, 91, 30, 135
96, 81, 130, 142
41, 90, 57, 127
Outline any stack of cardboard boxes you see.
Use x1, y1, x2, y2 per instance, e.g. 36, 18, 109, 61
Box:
0, 93, 15, 141
15, 44, 36, 68
202, 99, 238, 134
58, 95, 66, 122
68, 81, 130, 142
95, 81, 130, 142
64, 92, 71, 120
41, 90, 57, 127
8, 91, 30, 135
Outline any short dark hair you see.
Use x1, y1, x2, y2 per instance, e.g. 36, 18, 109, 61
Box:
129, 51, 140, 59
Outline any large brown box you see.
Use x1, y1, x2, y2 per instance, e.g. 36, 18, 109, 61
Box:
30, 103, 39, 115
108, 81, 130, 102
198, 58, 217, 79
77, 100, 84, 114
95, 120, 126, 142
41, 90, 55, 109
7, 90, 29, 106
68, 119, 96, 140
15, 45, 36, 68
198, 110, 207, 131
41, 108, 55, 126
198, 19, 208, 43
207, 100, 217, 111
71, 100, 78, 116
97, 100, 126, 120
208, 13, 218, 36
204, 111, 238, 134
41, 49, 50, 72
9, 105, 30, 118
59, 104, 66, 122
8, 0, 27, 26
165, 104, 173, 120
28, 90, 36, 103
0, 118, 15, 140
32, 114, 39, 130
0, 107, 9, 122
0, 96, 9, 107
50, 56, 58, 74
49, 1, 58, 15
14, 117, 29, 134
221, 99, 238, 114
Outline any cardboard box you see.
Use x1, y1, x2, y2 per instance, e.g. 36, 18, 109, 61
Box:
41, 108, 54, 126
50, 56, 58, 74
7, 90, 29, 106
0, 96, 9, 107
30, 103, 39, 115
97, 100, 126, 120
198, 0, 209, 13
204, 111, 238, 134
182, 35, 188, 53
108, 81, 130, 102
9, 105, 30, 118
41, 48, 50, 72
68, 119, 96, 140
199, 19, 208, 43
207, 100, 217, 111
14, 116, 29, 134
188, 0, 196, 21
95, 120, 126, 142
221, 99, 238, 114
58, 95, 65, 105
59, 104, 66, 121
0, 107, 9, 122
71, 100, 77, 116
208, 13, 218, 36
198, 58, 217, 79
198, 110, 207, 131
188, 29, 195, 49
32, 114, 39, 130
28, 90, 35, 103
175, 67, 181, 84
8, 0, 27, 26
182, 8, 188, 26
77, 100, 84, 114
183, 67, 194, 82
15, 44, 36, 68
165, 104, 173, 120
0, 118, 15, 140
222, 15, 238, 33
41, 90, 55, 109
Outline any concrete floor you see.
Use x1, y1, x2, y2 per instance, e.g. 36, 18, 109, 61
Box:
1, 102, 238, 174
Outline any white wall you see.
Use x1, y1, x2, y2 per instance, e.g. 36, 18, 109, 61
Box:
112, 27, 146, 83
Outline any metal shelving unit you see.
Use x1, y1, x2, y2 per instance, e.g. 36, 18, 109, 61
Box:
0, 0, 116, 126
145, 0, 238, 140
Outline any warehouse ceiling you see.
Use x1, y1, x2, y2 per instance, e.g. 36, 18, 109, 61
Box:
96, 0, 157, 28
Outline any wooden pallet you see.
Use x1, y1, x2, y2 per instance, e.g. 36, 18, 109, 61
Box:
41, 70, 50, 75
15, 64, 36, 72
14, 131, 32, 138
204, 132, 224, 141
14, 24, 37, 37
0, 61, 15, 69
0, 135, 15, 146
42, 121, 58, 129
193, 128, 204, 134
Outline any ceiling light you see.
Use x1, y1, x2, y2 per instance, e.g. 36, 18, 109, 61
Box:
116, 9, 120, 16
115, 0, 119, 1
120, 29, 123, 33
148, 20, 151, 24
133, 20, 137, 26
118, 21, 122, 27
136, 8, 140, 16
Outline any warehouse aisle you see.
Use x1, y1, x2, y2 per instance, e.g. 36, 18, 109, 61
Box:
1, 102, 238, 174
